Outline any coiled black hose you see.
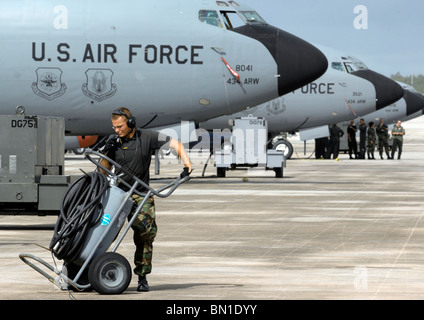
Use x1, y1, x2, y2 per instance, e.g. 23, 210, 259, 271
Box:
49, 171, 109, 263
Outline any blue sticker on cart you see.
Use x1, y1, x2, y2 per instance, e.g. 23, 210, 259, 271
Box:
101, 214, 111, 226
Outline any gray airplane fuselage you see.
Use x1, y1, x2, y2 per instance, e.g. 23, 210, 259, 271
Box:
200, 45, 405, 136
201, 68, 376, 133
352, 87, 424, 127
0, 0, 327, 135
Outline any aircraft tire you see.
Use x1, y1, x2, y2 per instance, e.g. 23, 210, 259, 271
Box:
272, 139, 293, 159
73, 148, 85, 155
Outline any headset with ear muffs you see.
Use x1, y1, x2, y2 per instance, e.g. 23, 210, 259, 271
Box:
112, 108, 136, 129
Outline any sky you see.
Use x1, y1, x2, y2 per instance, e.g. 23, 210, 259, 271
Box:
239, 0, 423, 78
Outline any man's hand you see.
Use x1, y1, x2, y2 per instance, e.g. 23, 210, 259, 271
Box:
103, 136, 118, 154
169, 138, 192, 179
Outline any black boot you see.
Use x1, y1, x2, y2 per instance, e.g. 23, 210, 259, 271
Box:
137, 275, 150, 292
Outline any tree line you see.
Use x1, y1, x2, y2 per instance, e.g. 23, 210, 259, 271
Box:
391, 73, 424, 94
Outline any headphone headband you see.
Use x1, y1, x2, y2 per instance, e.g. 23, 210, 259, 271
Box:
112, 108, 136, 129
112, 108, 128, 118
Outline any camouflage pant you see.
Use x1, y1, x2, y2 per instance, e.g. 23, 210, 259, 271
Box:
378, 136, 390, 156
129, 195, 157, 277
367, 139, 375, 153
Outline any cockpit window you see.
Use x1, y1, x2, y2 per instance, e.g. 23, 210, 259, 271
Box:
331, 62, 344, 72
331, 57, 369, 73
228, 1, 240, 7
200, 7, 267, 30
220, 11, 245, 29
344, 63, 355, 73
239, 11, 267, 24
216, 1, 229, 6
348, 56, 368, 70
399, 82, 419, 93
219, 10, 266, 29
199, 10, 223, 28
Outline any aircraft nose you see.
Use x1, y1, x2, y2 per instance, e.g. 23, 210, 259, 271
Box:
351, 70, 404, 110
232, 24, 328, 96
404, 90, 424, 116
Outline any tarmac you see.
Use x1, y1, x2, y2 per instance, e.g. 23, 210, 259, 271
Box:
1, 116, 424, 300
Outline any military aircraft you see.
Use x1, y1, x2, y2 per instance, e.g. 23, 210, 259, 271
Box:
349, 83, 424, 127
396, 83, 424, 123
0, 0, 327, 143
199, 45, 404, 158
336, 82, 424, 152
401, 106, 424, 124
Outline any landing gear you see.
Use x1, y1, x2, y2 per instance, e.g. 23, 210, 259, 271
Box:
272, 139, 293, 159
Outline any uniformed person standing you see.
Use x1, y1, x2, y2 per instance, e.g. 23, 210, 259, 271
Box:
358, 118, 367, 159
326, 123, 344, 159
100, 107, 192, 292
367, 121, 376, 159
391, 120, 405, 159
315, 137, 328, 159
375, 118, 391, 159
347, 120, 358, 159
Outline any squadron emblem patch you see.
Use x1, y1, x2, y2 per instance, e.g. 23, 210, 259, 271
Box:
32, 67, 67, 100
266, 97, 286, 115
82, 68, 117, 102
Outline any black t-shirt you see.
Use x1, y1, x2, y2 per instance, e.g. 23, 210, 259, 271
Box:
347, 125, 357, 141
108, 129, 170, 191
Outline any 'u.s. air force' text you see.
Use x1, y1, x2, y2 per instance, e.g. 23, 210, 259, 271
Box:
32, 42, 204, 64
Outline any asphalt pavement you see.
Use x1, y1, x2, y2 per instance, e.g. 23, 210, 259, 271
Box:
1, 116, 424, 300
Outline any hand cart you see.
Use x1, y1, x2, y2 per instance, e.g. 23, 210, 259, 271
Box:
19, 150, 189, 295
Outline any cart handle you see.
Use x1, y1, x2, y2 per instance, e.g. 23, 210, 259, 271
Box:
19, 253, 91, 291
84, 149, 189, 198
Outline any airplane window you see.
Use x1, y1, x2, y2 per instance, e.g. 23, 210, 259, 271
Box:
331, 62, 345, 72
220, 11, 245, 29
228, 1, 240, 7
199, 10, 223, 28
332, 57, 369, 73
239, 11, 267, 24
348, 56, 369, 70
344, 63, 355, 73
216, 1, 229, 6
399, 82, 419, 93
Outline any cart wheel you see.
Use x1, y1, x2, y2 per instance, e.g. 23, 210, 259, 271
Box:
217, 167, 226, 177
88, 252, 132, 295
274, 167, 283, 178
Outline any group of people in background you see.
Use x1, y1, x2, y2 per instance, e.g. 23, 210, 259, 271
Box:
316, 118, 405, 160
